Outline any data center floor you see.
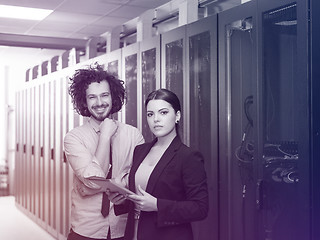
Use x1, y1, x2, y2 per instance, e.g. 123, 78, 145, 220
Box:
0, 196, 56, 240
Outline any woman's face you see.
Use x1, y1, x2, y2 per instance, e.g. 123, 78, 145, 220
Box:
146, 99, 180, 138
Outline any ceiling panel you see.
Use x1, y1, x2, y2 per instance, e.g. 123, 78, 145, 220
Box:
0, 18, 36, 31
128, 0, 173, 8
26, 29, 79, 38
76, 24, 114, 37
0, 0, 174, 43
94, 15, 132, 27
108, 5, 150, 18
57, 0, 120, 15
0, 26, 27, 35
32, 21, 85, 33
44, 11, 101, 24
0, 0, 64, 9
0, 0, 241, 68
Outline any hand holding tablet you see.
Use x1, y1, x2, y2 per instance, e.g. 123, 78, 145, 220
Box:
87, 176, 135, 196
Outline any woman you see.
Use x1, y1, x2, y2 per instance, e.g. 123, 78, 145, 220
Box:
112, 89, 208, 240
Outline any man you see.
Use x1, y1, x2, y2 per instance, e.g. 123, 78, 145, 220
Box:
64, 64, 144, 240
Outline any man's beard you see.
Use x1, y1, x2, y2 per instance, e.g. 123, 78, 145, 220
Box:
91, 112, 108, 121
90, 104, 111, 121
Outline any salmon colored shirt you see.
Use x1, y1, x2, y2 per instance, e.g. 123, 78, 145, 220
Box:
64, 117, 144, 239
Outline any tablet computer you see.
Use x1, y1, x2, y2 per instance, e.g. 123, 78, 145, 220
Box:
88, 176, 135, 196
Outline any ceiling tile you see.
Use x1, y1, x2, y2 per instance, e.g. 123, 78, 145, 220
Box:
0, 18, 36, 29
128, 0, 171, 8
98, 0, 131, 4
44, 11, 100, 24
0, 0, 64, 9
0, 26, 26, 34
57, 0, 120, 15
32, 21, 86, 36
77, 24, 112, 36
108, 5, 149, 19
66, 32, 94, 39
27, 28, 78, 38
94, 15, 131, 27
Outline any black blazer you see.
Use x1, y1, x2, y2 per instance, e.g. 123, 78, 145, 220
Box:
116, 136, 209, 240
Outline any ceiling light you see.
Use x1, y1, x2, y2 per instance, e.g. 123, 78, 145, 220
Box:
0, 5, 53, 20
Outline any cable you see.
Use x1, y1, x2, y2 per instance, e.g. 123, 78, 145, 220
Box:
244, 95, 253, 127
235, 95, 254, 163
234, 95, 254, 240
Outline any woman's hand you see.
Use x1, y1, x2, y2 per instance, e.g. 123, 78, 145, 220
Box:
105, 177, 127, 205
126, 185, 158, 212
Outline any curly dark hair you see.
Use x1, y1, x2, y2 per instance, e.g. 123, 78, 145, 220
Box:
69, 63, 125, 117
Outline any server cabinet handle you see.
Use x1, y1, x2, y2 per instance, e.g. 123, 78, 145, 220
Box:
51, 148, 55, 160
256, 179, 263, 210
63, 151, 67, 163
40, 147, 44, 157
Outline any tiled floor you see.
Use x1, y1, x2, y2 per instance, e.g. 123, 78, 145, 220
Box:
0, 196, 57, 240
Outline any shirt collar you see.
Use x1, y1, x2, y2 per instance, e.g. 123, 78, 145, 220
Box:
88, 117, 101, 134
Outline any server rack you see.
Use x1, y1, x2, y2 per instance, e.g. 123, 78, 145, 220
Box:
13, 1, 316, 239
187, 15, 219, 240
218, 2, 257, 240
140, 35, 161, 142
161, 25, 186, 142
311, 0, 320, 239
122, 42, 140, 128
256, 1, 310, 239
106, 48, 123, 122
218, 1, 312, 240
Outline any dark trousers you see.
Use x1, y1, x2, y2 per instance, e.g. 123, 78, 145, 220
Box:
67, 229, 124, 240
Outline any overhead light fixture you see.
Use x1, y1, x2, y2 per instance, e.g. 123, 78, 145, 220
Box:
0, 4, 53, 20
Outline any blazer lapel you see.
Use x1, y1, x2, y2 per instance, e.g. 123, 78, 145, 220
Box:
146, 136, 182, 194
129, 138, 157, 192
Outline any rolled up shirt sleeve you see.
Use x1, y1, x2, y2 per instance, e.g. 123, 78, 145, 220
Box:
64, 129, 109, 189
112, 125, 144, 188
